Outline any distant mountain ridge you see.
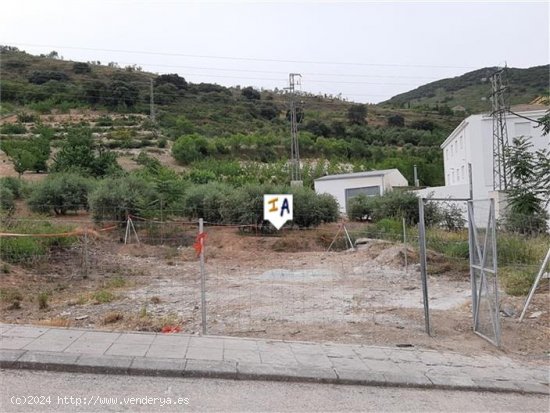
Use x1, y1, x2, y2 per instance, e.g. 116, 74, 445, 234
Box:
383, 65, 549, 113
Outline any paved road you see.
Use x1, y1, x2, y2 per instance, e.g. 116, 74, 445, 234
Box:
1, 370, 548, 413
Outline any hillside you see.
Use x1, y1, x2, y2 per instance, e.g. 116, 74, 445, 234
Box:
382, 65, 549, 113
1, 48, 546, 191
1, 46, 476, 188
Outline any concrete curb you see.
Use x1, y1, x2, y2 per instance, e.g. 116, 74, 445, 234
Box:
1, 349, 548, 395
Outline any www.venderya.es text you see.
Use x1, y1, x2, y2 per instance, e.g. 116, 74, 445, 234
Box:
10, 395, 190, 407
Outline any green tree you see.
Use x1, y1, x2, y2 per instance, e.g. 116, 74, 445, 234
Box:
503, 137, 549, 234
172, 134, 210, 165
387, 114, 405, 127
241, 87, 261, 100
347, 104, 367, 126
11, 150, 36, 177
28, 173, 94, 215
52, 128, 120, 177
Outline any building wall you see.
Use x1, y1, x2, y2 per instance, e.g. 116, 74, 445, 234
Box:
427, 109, 550, 222
442, 110, 548, 195
314, 176, 384, 213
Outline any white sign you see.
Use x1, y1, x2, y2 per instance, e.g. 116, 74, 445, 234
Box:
263, 194, 293, 230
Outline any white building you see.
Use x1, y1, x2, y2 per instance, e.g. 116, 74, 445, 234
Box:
314, 169, 408, 214
415, 105, 549, 219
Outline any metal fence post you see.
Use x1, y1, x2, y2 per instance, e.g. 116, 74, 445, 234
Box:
83, 229, 89, 279
418, 198, 431, 335
199, 218, 207, 335
402, 217, 408, 274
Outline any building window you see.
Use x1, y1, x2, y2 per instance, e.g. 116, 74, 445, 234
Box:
451, 170, 455, 183
447, 173, 450, 184
446, 149, 449, 159
461, 165, 465, 180
460, 136, 463, 149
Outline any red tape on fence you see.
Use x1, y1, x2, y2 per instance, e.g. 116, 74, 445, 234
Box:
193, 232, 207, 257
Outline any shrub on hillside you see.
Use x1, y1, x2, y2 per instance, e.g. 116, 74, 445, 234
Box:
88, 175, 159, 222
28, 173, 94, 215
291, 187, 339, 228
0, 187, 15, 211
348, 194, 372, 221
348, 190, 439, 225
0, 177, 23, 199
172, 134, 210, 165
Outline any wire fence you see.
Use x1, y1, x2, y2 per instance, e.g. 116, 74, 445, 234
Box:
0, 212, 547, 342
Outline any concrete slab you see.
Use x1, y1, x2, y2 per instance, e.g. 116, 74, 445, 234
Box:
185, 359, 237, 379
76, 355, 134, 374
384, 371, 432, 387
151, 334, 190, 347
259, 351, 297, 366
514, 381, 550, 395
3, 326, 48, 338
223, 338, 259, 351
115, 333, 156, 345
294, 352, 333, 369
146, 345, 187, 359
17, 351, 80, 371
328, 356, 367, 371
0, 349, 26, 366
472, 379, 522, 392
426, 373, 477, 389
24, 337, 78, 352
353, 346, 390, 361
188, 337, 224, 349
0, 337, 35, 350
335, 368, 386, 386
64, 338, 114, 355
186, 346, 223, 361
130, 357, 186, 376
289, 342, 325, 356
105, 343, 150, 357
237, 362, 337, 383
223, 349, 261, 364
39, 329, 85, 341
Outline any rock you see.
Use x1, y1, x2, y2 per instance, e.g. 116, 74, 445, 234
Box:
355, 238, 371, 245
403, 286, 417, 291
528, 311, 543, 319
500, 304, 516, 318
75, 315, 89, 320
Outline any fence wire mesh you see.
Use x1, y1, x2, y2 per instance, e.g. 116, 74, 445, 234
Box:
468, 199, 501, 347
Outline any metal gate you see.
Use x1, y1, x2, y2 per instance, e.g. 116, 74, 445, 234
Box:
468, 199, 501, 347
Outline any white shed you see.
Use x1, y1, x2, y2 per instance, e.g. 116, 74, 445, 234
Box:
314, 169, 408, 214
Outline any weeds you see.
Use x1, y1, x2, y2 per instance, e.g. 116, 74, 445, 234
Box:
92, 290, 115, 304
102, 311, 124, 324
37, 292, 49, 310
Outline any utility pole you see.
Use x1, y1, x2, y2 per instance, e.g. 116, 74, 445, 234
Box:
489, 67, 511, 190
286, 73, 302, 186
150, 78, 155, 122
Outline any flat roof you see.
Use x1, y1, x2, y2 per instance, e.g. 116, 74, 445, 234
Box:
314, 169, 398, 182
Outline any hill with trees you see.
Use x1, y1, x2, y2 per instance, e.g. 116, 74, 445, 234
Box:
382, 65, 549, 113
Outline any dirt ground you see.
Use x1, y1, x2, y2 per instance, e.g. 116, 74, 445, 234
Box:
1, 225, 548, 363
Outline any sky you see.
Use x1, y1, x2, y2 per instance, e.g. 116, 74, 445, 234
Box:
1, 0, 548, 103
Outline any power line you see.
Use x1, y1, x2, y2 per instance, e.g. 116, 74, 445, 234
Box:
97, 61, 441, 80
6, 42, 477, 69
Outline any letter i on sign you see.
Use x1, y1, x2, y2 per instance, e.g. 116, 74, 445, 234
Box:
263, 194, 293, 230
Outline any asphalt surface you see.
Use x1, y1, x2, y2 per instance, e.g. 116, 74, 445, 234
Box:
1, 369, 549, 413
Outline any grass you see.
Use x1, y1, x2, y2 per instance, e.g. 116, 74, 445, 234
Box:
0, 220, 77, 264
500, 267, 538, 296
92, 290, 116, 304
1, 287, 23, 309
102, 311, 124, 324
104, 276, 126, 289
37, 292, 49, 310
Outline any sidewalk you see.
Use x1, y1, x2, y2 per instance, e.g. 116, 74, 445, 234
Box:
1, 324, 548, 395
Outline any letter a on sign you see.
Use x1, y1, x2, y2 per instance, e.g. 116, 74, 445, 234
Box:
263, 194, 293, 230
